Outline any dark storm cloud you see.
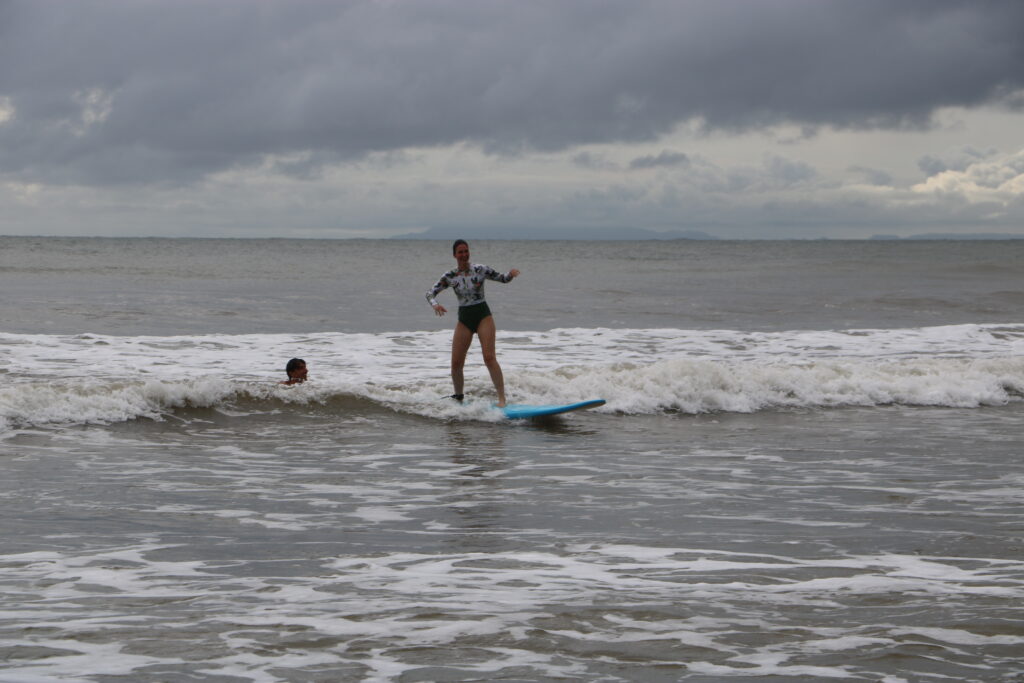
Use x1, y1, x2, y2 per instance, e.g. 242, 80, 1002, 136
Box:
1, 0, 1023, 186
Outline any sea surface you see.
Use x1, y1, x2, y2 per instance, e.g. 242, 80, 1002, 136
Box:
1, 236, 1022, 682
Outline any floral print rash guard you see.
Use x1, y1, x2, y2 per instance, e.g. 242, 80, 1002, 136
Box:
426, 264, 515, 308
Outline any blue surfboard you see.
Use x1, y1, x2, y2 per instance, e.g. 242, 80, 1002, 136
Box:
501, 399, 606, 419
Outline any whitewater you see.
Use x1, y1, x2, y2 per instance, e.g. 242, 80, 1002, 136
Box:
2, 323, 1022, 432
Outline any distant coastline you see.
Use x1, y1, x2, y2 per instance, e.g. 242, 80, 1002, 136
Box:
3, 231, 1023, 241
388, 227, 1024, 241
388, 227, 720, 241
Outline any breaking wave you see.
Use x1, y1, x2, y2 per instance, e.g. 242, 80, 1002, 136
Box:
2, 354, 1022, 432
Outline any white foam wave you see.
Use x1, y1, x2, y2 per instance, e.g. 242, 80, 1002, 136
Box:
1, 324, 1022, 431
511, 356, 1024, 414
3, 542, 1019, 681
0, 378, 228, 431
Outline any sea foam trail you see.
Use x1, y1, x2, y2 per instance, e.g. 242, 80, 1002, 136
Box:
1, 324, 1022, 430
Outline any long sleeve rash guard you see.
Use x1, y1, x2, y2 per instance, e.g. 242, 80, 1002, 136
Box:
426, 264, 514, 308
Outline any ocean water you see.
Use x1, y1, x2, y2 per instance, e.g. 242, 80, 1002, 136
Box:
1, 237, 1022, 682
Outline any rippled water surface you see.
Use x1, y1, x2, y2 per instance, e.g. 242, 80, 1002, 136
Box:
1, 238, 1022, 681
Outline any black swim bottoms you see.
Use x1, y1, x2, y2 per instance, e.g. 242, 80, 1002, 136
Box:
457, 302, 492, 333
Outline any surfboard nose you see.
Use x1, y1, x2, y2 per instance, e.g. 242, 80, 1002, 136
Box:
502, 399, 606, 419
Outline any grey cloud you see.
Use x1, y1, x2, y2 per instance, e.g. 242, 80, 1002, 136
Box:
918, 156, 949, 178
572, 151, 619, 170
764, 155, 817, 185
848, 165, 894, 186
917, 146, 999, 177
629, 150, 689, 170
2, 0, 1023, 186
685, 155, 818, 194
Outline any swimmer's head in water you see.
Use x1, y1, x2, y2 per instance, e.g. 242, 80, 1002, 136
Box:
285, 358, 307, 382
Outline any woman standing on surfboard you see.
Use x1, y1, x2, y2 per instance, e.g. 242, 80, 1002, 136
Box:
426, 239, 520, 407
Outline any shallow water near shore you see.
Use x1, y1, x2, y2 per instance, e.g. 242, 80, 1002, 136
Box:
1, 237, 1022, 681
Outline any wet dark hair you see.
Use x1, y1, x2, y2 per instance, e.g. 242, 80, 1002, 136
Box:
285, 358, 306, 374
452, 239, 468, 255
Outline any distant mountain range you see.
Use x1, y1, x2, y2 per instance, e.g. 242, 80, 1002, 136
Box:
390, 227, 1024, 241
391, 227, 718, 240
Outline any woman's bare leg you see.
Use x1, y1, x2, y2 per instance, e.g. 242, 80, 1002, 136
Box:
476, 316, 507, 406
450, 322, 473, 397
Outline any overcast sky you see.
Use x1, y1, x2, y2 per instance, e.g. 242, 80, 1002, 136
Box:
2, 0, 1023, 239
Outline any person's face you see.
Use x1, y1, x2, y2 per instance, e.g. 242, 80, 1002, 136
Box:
454, 243, 470, 267
288, 363, 308, 382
